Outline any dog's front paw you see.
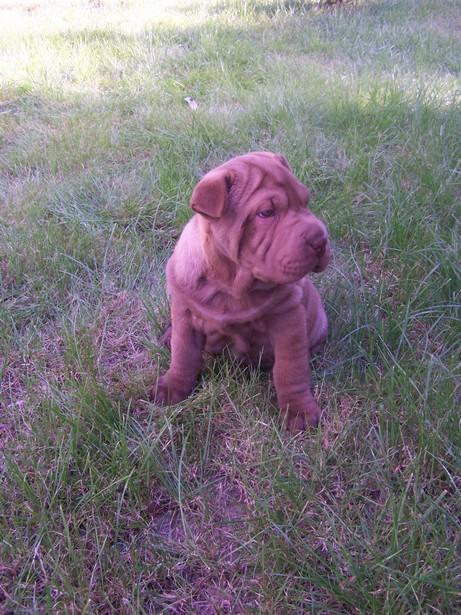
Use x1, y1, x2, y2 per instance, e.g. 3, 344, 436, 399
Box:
283, 398, 321, 433
150, 374, 191, 406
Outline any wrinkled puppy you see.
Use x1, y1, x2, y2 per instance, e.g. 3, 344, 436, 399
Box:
152, 152, 330, 432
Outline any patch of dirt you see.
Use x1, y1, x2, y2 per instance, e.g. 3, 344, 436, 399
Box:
406, 319, 446, 360
1, 339, 64, 407
319, 391, 361, 451
1, 290, 161, 460
145, 476, 260, 613
0, 259, 15, 287
92, 291, 156, 397
360, 246, 399, 287
0, 326, 65, 462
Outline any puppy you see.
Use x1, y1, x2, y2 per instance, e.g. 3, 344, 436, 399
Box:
152, 152, 330, 432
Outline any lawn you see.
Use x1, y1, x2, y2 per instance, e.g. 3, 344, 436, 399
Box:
0, 0, 460, 612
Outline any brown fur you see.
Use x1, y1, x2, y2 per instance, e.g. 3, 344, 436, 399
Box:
151, 152, 331, 432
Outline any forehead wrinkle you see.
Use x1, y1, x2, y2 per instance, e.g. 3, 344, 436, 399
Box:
230, 161, 299, 213
229, 162, 266, 207
240, 166, 266, 205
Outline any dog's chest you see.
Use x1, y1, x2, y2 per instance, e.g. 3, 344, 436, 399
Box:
189, 293, 272, 359
199, 316, 270, 359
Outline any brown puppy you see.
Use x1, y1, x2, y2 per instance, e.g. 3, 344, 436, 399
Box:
152, 152, 330, 431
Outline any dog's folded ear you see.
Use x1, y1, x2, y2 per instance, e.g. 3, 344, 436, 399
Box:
190, 168, 235, 219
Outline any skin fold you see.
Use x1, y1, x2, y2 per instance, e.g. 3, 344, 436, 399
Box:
151, 151, 330, 432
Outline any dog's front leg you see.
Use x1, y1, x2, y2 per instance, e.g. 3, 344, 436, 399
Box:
152, 299, 204, 405
269, 305, 321, 432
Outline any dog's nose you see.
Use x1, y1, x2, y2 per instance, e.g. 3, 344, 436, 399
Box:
303, 231, 327, 255
313, 237, 327, 256
301, 219, 328, 256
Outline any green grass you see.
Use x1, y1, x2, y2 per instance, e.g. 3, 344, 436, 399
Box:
1, 0, 460, 612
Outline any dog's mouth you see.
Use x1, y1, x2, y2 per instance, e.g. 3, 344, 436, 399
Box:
313, 252, 330, 273
251, 239, 330, 285
281, 256, 324, 278
279, 237, 330, 279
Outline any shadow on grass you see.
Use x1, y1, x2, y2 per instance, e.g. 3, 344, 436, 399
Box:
2, 13, 459, 356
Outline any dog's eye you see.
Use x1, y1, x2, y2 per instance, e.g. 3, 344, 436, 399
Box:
257, 209, 275, 218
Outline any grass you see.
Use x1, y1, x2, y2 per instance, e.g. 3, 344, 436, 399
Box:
0, 0, 460, 612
